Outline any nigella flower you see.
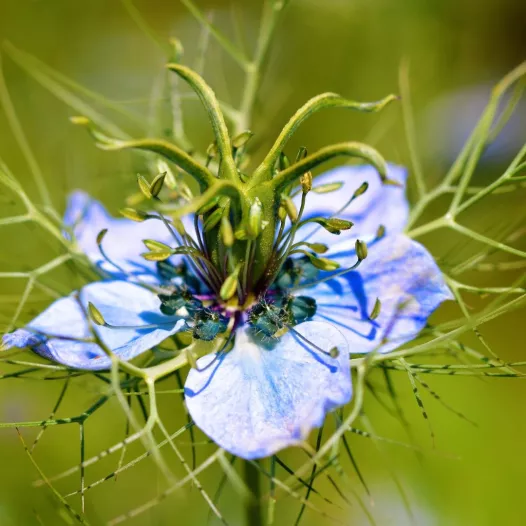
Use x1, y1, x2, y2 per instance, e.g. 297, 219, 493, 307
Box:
2, 162, 451, 458
2, 67, 452, 460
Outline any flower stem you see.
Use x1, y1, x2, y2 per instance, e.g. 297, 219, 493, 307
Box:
243, 460, 263, 526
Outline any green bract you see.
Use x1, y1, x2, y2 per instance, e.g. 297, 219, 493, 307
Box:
70, 60, 396, 297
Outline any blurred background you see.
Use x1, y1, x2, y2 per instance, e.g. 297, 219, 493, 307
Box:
0, 0, 525, 524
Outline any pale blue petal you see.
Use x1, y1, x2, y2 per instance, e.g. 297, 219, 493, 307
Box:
2, 281, 184, 370
185, 321, 351, 459
64, 190, 178, 283
294, 163, 408, 246
307, 234, 452, 354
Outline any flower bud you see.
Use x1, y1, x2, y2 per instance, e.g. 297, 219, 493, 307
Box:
326, 218, 353, 231
96, 229, 108, 246
376, 224, 386, 239
247, 198, 263, 238
369, 298, 381, 320
295, 146, 308, 162
143, 239, 172, 252
312, 182, 343, 194
352, 181, 368, 200
220, 216, 234, 247
304, 253, 340, 271
120, 208, 150, 222
300, 171, 313, 193
232, 130, 254, 149
279, 151, 290, 171
172, 218, 186, 236
137, 174, 152, 199
220, 264, 242, 301
88, 302, 106, 326
313, 217, 353, 234
150, 172, 166, 198
141, 250, 173, 261
302, 242, 328, 254
355, 239, 368, 261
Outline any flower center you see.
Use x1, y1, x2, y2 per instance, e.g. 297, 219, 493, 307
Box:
156, 255, 319, 342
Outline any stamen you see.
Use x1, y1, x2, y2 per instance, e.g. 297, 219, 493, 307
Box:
285, 324, 339, 358
369, 297, 382, 320
333, 180, 368, 218
100, 320, 180, 331
88, 301, 181, 330
290, 239, 368, 291
290, 257, 362, 291
95, 229, 156, 291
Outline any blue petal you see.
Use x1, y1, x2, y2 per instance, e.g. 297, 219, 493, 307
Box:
64, 190, 179, 283
294, 163, 408, 246
184, 321, 351, 459
307, 234, 453, 354
2, 281, 184, 370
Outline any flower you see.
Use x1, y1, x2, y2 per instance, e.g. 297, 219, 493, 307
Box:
2, 163, 452, 459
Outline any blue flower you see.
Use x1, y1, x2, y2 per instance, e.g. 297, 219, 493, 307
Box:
2, 163, 452, 458
183, 163, 452, 458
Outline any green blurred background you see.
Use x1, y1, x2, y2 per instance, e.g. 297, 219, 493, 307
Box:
0, 0, 525, 524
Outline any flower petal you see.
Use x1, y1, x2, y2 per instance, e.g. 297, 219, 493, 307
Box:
307, 234, 452, 354
184, 321, 351, 459
2, 281, 184, 370
64, 190, 178, 283
294, 163, 408, 246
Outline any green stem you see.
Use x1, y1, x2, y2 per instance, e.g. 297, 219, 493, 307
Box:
0, 53, 53, 209
244, 460, 263, 526
399, 60, 426, 199
235, 0, 287, 135
456, 143, 526, 214
406, 216, 448, 238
